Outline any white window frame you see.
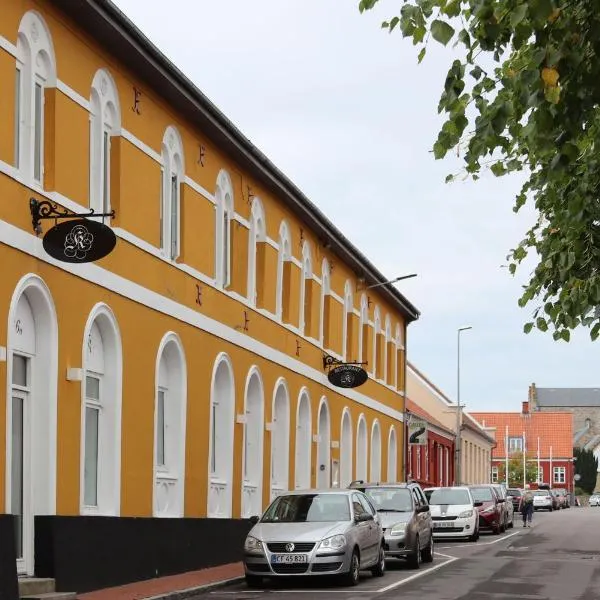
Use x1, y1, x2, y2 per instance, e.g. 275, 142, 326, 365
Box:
83, 373, 102, 509
358, 294, 369, 363
416, 446, 421, 479
275, 221, 292, 320
160, 126, 185, 260
342, 280, 353, 362
491, 466, 499, 483
553, 466, 566, 484
15, 11, 56, 186
247, 198, 266, 305
299, 242, 312, 335
319, 259, 331, 346
156, 387, 166, 469
508, 436, 523, 453
384, 316, 391, 384
215, 170, 234, 288
89, 69, 121, 215
372, 307, 381, 378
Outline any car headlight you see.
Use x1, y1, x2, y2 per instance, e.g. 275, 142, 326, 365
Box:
389, 522, 407, 536
244, 536, 263, 553
319, 534, 346, 550
459, 509, 474, 518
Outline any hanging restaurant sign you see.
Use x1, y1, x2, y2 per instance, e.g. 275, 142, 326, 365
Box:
30, 198, 116, 263
323, 354, 368, 389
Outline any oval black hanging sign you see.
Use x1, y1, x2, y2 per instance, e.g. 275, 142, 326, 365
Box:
42, 219, 116, 263
328, 364, 368, 389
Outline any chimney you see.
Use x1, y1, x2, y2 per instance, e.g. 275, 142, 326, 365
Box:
522, 400, 529, 415
528, 382, 537, 410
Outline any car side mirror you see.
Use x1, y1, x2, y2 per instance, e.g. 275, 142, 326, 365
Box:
474, 501, 483, 507
249, 515, 260, 525
417, 504, 430, 513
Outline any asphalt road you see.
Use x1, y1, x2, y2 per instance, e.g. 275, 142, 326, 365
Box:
204, 506, 600, 600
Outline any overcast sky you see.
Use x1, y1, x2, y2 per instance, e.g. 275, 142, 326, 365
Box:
112, 0, 599, 412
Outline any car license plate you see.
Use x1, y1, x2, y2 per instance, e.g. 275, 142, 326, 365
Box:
271, 554, 308, 564
434, 521, 453, 528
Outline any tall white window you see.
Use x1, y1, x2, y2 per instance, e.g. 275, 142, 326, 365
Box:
90, 70, 121, 214
270, 380, 290, 501
370, 420, 382, 482
356, 415, 368, 481
394, 323, 403, 389
15, 12, 57, 185
215, 170, 234, 288
247, 198, 266, 305
342, 281, 354, 362
153, 333, 187, 517
384, 316, 392, 384
553, 466, 566, 484
299, 242, 312, 335
373, 307, 382, 379
319, 259, 331, 348
508, 437, 523, 453
276, 221, 292, 321
387, 427, 397, 482
491, 466, 499, 483
294, 390, 312, 490
159, 127, 185, 260
81, 305, 122, 516
358, 294, 369, 364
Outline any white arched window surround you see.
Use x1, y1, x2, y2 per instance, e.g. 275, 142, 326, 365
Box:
356, 413, 368, 481
15, 11, 57, 185
207, 353, 235, 518
294, 388, 312, 490
241, 366, 265, 517
159, 126, 185, 260
6, 274, 58, 575
373, 306, 382, 377
247, 197, 266, 305
387, 426, 398, 482
215, 170, 234, 288
319, 258, 331, 345
276, 221, 292, 320
89, 69, 121, 215
358, 294, 369, 363
394, 323, 403, 389
80, 303, 123, 516
316, 396, 331, 488
384, 315, 392, 383
270, 377, 291, 500
370, 419, 382, 482
153, 332, 187, 518
340, 408, 353, 488
342, 280, 353, 361
299, 241, 313, 335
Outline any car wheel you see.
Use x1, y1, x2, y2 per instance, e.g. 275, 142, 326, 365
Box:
422, 535, 434, 563
245, 575, 262, 588
371, 544, 386, 577
408, 536, 421, 569
468, 527, 479, 542
342, 549, 361, 587
509, 514, 514, 529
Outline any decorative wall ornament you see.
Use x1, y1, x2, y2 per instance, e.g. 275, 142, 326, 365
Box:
195, 284, 203, 306
246, 185, 255, 207
132, 87, 142, 114
198, 144, 206, 167
296, 339, 301, 357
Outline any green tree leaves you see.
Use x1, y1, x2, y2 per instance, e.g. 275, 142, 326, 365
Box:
574, 447, 598, 495
360, 0, 600, 342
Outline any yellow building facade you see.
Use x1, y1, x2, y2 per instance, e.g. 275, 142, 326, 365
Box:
0, 0, 419, 588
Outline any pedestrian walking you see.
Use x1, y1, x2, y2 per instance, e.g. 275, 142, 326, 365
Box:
521, 488, 534, 527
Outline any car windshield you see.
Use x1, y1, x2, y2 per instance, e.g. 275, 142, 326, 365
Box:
365, 487, 413, 512
534, 490, 549, 496
261, 494, 351, 523
470, 487, 494, 502
425, 489, 470, 505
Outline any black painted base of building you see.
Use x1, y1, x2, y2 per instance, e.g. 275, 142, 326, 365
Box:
35, 516, 253, 594
0, 515, 19, 600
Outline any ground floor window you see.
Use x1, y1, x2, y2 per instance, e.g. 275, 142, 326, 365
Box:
553, 466, 566, 484
491, 466, 498, 483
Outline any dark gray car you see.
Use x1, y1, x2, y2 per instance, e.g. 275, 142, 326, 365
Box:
348, 481, 434, 569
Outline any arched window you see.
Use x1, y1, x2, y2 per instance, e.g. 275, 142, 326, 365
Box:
387, 427, 398, 482
241, 367, 264, 517
208, 354, 235, 517
356, 414, 368, 481
342, 281, 354, 362
358, 294, 370, 366
271, 379, 290, 501
247, 198, 266, 306
299, 242, 313, 336
81, 304, 122, 516
319, 259, 331, 348
90, 69, 121, 215
316, 398, 331, 488
395, 323, 405, 390
7, 274, 58, 575
373, 307, 382, 379
15, 11, 56, 185
215, 170, 234, 288
340, 409, 353, 488
370, 420, 382, 481
294, 389, 312, 489
384, 316, 393, 384
153, 333, 187, 518
276, 221, 292, 322
159, 126, 185, 260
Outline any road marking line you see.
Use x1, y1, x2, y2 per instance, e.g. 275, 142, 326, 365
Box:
438, 530, 521, 549
375, 555, 459, 593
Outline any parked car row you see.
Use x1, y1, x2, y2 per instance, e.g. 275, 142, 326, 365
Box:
506, 485, 571, 512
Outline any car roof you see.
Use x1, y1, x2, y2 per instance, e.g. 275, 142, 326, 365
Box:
279, 489, 356, 496
423, 486, 471, 491
349, 481, 411, 489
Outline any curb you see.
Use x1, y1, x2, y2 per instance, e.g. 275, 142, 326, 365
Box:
143, 575, 245, 600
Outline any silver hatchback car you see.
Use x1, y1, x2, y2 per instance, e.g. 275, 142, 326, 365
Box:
243, 489, 385, 587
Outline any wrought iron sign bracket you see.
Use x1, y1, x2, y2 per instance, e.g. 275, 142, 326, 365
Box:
322, 353, 367, 371
30, 198, 115, 236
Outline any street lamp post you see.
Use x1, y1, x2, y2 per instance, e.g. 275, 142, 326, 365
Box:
455, 326, 472, 485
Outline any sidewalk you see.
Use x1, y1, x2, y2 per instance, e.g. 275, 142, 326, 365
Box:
78, 562, 244, 600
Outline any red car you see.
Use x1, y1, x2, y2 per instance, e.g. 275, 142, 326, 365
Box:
470, 485, 506, 534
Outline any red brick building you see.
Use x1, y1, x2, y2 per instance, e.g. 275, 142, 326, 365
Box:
471, 401, 574, 492
405, 399, 455, 488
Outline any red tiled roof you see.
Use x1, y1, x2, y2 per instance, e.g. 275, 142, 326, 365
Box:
405, 399, 454, 436
470, 411, 573, 458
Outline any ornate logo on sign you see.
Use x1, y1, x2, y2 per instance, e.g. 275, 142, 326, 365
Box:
64, 224, 94, 260
285, 543, 295, 552
328, 364, 369, 389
